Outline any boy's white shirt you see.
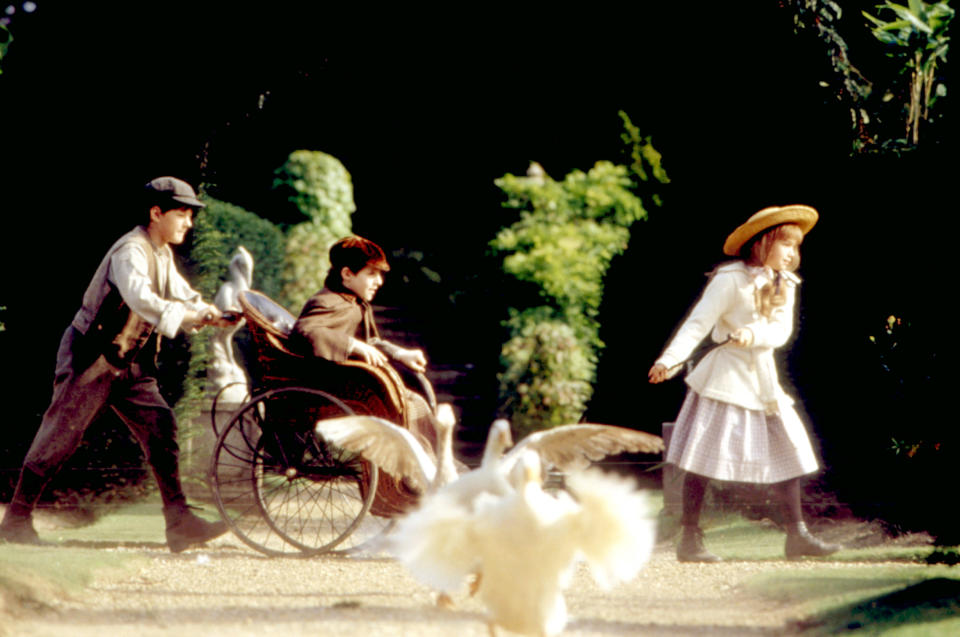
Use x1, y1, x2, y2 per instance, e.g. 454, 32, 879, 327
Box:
73, 226, 208, 340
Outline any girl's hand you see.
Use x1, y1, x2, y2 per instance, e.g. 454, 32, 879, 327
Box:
648, 363, 669, 384
730, 328, 754, 347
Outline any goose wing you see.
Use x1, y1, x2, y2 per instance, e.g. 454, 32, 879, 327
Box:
506, 423, 664, 473
561, 468, 655, 588
315, 415, 436, 491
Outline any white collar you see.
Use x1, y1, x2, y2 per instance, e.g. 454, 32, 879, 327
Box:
742, 262, 801, 286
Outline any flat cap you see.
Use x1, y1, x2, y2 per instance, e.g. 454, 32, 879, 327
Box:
145, 176, 206, 209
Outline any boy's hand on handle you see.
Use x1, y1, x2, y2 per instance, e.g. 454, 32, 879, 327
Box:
183, 305, 238, 330
351, 339, 389, 367
202, 305, 242, 329
396, 348, 427, 373
648, 363, 669, 384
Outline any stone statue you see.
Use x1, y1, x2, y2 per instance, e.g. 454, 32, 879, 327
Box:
208, 246, 254, 404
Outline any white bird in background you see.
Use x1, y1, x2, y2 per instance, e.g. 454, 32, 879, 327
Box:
431, 418, 515, 505
393, 450, 656, 637
209, 245, 254, 396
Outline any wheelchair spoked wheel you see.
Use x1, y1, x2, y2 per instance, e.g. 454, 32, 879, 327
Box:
209, 381, 251, 438
209, 386, 379, 557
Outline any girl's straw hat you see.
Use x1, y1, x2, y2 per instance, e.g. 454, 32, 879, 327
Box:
723, 204, 819, 256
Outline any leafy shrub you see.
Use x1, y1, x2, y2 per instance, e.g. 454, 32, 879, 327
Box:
490, 113, 670, 434
172, 197, 285, 449
862, 0, 954, 147
491, 160, 649, 431
280, 218, 343, 313
784, 0, 953, 153
498, 309, 594, 438
273, 150, 356, 311
186, 197, 287, 301
831, 314, 954, 543
0, 24, 12, 74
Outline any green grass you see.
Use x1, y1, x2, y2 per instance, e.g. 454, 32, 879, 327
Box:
0, 541, 144, 624
28, 491, 222, 546
0, 545, 141, 604
0, 493, 200, 616
45, 497, 165, 544
698, 516, 934, 564
756, 570, 960, 635
662, 502, 960, 635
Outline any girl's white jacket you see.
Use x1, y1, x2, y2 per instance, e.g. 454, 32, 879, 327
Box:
655, 261, 801, 415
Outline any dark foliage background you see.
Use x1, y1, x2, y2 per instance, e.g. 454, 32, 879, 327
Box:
0, 3, 955, 537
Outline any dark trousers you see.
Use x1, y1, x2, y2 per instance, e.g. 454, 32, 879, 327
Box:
14, 326, 185, 513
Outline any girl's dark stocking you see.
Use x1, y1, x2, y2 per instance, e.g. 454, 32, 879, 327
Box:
677, 471, 720, 562
771, 477, 802, 525
773, 477, 842, 558
680, 471, 710, 527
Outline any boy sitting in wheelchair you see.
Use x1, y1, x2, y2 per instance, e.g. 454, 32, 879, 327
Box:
288, 236, 439, 453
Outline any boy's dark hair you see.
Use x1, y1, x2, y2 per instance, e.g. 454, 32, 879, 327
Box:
143, 192, 185, 217
324, 236, 390, 290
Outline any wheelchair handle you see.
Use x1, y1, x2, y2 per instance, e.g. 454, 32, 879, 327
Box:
414, 371, 438, 415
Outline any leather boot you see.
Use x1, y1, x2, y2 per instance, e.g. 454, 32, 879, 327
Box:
164, 503, 228, 553
785, 521, 841, 559
0, 511, 47, 545
0, 468, 52, 545
677, 524, 721, 562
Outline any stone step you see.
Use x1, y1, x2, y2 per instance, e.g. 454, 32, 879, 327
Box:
372, 305, 498, 462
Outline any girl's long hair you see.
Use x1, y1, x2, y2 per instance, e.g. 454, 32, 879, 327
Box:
741, 223, 804, 318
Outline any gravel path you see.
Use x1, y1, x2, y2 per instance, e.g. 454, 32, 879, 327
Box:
4, 533, 922, 637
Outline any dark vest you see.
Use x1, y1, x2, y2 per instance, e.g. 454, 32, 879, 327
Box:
82, 231, 166, 368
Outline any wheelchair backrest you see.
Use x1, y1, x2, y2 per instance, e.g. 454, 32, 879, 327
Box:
239, 290, 296, 336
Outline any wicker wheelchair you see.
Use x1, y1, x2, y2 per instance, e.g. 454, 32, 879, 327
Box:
208, 290, 438, 557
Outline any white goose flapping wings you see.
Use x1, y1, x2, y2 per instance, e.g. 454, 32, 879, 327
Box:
394, 450, 656, 636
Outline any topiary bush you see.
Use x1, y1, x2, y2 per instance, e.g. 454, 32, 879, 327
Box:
272, 150, 356, 312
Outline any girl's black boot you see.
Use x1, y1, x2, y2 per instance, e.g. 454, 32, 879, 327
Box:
785, 521, 841, 559
677, 524, 722, 562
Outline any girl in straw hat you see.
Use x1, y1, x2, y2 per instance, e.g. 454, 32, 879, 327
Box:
648, 205, 840, 562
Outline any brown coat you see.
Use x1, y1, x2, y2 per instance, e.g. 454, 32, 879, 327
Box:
290, 287, 440, 518
290, 288, 380, 361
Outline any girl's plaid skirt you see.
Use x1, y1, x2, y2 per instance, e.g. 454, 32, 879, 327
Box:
666, 391, 819, 484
